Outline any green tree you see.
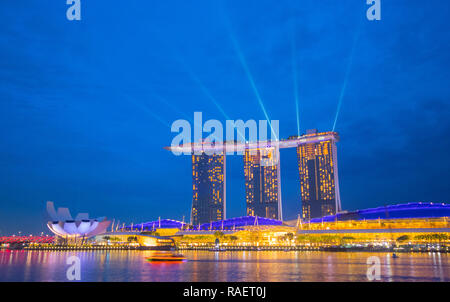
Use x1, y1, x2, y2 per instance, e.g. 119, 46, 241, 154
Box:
214, 231, 224, 239
277, 235, 286, 243
341, 236, 355, 245
249, 231, 261, 243
229, 236, 238, 244
127, 236, 138, 243
141, 231, 156, 236
396, 235, 409, 243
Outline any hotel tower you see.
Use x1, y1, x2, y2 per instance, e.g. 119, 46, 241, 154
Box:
296, 129, 341, 220
244, 147, 282, 220
191, 152, 226, 225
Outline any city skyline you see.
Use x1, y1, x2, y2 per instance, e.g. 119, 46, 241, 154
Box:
1, 1, 450, 235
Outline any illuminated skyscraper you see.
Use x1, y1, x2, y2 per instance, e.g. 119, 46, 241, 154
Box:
296, 129, 341, 220
191, 152, 226, 225
244, 147, 282, 220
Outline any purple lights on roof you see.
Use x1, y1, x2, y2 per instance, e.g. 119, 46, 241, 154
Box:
124, 216, 282, 231
309, 202, 450, 223
195, 216, 282, 230
124, 219, 186, 230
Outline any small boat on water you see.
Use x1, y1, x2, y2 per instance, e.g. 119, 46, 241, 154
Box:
146, 252, 187, 262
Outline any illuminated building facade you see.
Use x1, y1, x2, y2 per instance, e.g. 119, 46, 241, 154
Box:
196, 215, 282, 231
176, 203, 450, 249
296, 203, 450, 245
46, 201, 110, 239
191, 152, 226, 225
296, 130, 341, 220
244, 148, 282, 220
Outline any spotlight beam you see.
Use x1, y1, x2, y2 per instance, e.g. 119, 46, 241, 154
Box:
154, 94, 192, 122
220, 9, 278, 141
228, 33, 278, 141
176, 56, 246, 141
155, 92, 219, 142
291, 20, 301, 137
123, 93, 171, 128
332, 23, 362, 132
152, 94, 209, 139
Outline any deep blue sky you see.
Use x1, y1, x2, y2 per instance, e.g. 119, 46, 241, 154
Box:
1, 1, 449, 235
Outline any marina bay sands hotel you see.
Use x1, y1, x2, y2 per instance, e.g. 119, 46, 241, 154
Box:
166, 129, 342, 225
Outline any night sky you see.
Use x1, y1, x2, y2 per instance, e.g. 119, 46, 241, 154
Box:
1, 1, 449, 235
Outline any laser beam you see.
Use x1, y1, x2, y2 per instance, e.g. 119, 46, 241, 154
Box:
220, 10, 278, 141
228, 33, 278, 141
176, 56, 246, 141
123, 93, 171, 128
291, 20, 301, 137
332, 23, 362, 132
154, 94, 192, 122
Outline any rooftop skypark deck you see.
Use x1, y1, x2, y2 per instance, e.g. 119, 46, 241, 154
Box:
165, 131, 339, 154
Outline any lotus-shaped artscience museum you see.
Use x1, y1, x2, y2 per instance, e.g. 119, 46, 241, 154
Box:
46, 201, 111, 238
